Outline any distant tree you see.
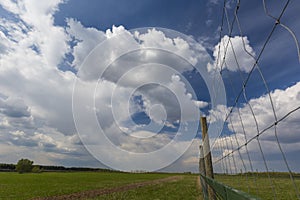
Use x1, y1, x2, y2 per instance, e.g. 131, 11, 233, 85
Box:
32, 166, 42, 173
16, 159, 33, 173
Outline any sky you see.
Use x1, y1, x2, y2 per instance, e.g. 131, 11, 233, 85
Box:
0, 0, 299, 173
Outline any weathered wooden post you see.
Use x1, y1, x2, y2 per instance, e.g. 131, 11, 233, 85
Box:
201, 117, 216, 200
199, 145, 206, 176
199, 144, 208, 199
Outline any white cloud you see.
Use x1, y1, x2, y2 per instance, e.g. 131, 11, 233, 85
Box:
193, 100, 209, 108
0, 8, 210, 170
3, 0, 291, 173
83, 119, 201, 171
0, 97, 31, 118
0, 2, 76, 135
70, 25, 209, 156
209, 35, 256, 73
208, 104, 230, 123
137, 75, 200, 125
136, 29, 200, 66
66, 19, 106, 69
1, 0, 69, 67
0, 0, 85, 165
0, 30, 11, 55
229, 82, 300, 143
212, 82, 300, 172
163, 138, 201, 172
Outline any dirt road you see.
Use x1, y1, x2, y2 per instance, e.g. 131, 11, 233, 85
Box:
33, 176, 183, 200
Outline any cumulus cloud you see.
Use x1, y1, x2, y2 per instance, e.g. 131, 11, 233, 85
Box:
71, 26, 210, 83
0, 97, 31, 118
0, 0, 69, 67
229, 82, 300, 143
193, 100, 209, 108
209, 35, 256, 73
135, 75, 201, 125
162, 138, 201, 172
68, 24, 215, 171
71, 24, 209, 142
1, 0, 297, 173
0, 0, 84, 166
0, 0, 76, 136
66, 19, 106, 69
135, 29, 202, 66
0, 1, 208, 170
212, 82, 300, 172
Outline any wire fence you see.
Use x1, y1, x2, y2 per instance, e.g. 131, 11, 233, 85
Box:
201, 0, 300, 199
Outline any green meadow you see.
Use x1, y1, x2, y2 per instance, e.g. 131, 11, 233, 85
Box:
1, 171, 299, 199
0, 172, 200, 200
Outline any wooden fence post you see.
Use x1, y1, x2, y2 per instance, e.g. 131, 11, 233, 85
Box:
199, 145, 206, 176
199, 145, 208, 199
201, 117, 216, 200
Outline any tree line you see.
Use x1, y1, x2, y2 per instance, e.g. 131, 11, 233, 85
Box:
0, 159, 117, 173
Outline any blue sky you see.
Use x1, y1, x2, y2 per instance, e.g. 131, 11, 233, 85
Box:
54, 0, 210, 34
0, 0, 299, 173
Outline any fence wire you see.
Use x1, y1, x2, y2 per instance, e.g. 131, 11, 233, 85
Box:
206, 0, 300, 199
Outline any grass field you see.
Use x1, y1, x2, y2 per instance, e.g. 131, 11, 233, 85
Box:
1, 171, 299, 199
215, 173, 300, 200
89, 175, 201, 200
0, 172, 201, 199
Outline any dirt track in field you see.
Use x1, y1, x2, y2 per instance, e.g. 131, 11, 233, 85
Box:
33, 176, 183, 200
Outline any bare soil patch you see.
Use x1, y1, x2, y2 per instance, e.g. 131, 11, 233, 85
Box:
33, 176, 183, 200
